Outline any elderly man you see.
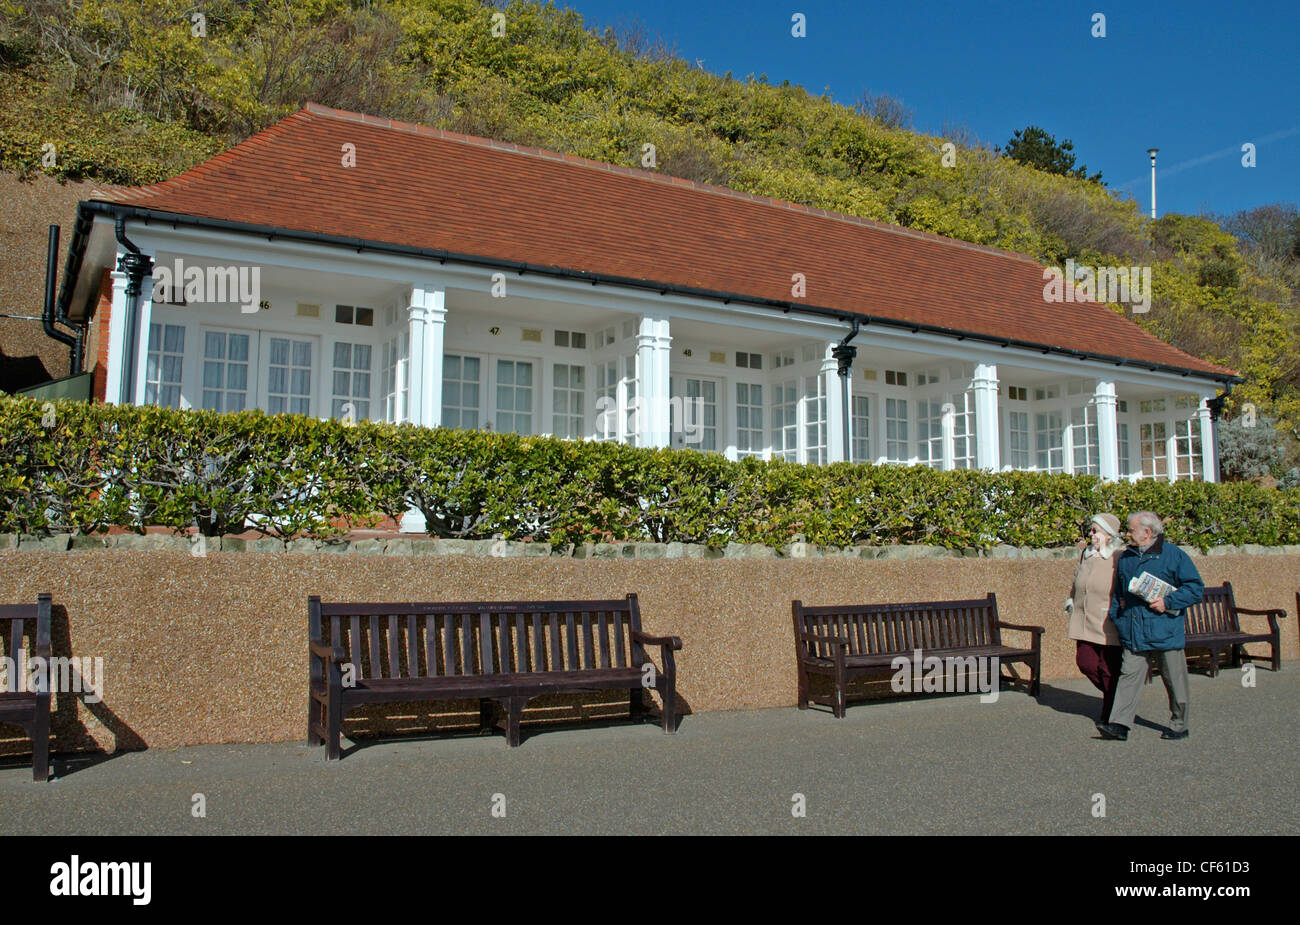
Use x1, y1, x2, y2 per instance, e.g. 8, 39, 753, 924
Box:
1096, 511, 1204, 741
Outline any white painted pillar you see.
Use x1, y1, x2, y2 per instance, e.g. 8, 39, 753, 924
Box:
637, 316, 671, 448
1095, 380, 1119, 481
423, 289, 446, 428
132, 284, 155, 406
1165, 418, 1180, 482
404, 285, 446, 429
1198, 398, 1217, 482
972, 363, 1000, 471
399, 285, 446, 534
103, 269, 130, 405
822, 343, 844, 463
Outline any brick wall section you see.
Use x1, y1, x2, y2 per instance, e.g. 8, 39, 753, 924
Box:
0, 547, 1294, 754
89, 268, 112, 402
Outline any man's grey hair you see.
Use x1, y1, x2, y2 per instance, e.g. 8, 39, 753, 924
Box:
1129, 510, 1164, 535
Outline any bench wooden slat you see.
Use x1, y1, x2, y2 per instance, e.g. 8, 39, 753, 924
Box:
365, 615, 379, 679
478, 611, 493, 675
549, 612, 562, 672
425, 614, 438, 677
565, 612, 579, 670
597, 611, 610, 669
387, 614, 400, 678
442, 614, 456, 676
8, 615, 21, 665
532, 612, 545, 672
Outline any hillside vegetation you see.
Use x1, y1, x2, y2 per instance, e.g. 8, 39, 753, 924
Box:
2, 0, 1297, 470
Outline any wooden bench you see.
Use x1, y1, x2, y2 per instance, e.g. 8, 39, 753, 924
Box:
0, 594, 52, 781
1156, 582, 1286, 677
308, 594, 682, 759
793, 592, 1043, 717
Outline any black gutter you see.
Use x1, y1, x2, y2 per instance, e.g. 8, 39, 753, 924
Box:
60, 200, 1243, 386
52, 206, 98, 374
41, 225, 80, 375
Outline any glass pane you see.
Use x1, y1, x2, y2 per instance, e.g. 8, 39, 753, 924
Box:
333, 371, 350, 395
204, 362, 223, 389
353, 373, 369, 397
205, 332, 225, 360
517, 363, 532, 386
227, 364, 246, 392
269, 339, 288, 365
334, 342, 351, 367
291, 368, 310, 396
498, 361, 514, 386
268, 368, 287, 394
354, 344, 371, 369
229, 334, 248, 362
164, 325, 184, 353
148, 324, 162, 351
464, 356, 479, 379
445, 355, 461, 379
292, 341, 311, 367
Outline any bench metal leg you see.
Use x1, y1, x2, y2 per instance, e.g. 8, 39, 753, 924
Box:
478, 698, 496, 733
629, 688, 645, 723
796, 664, 810, 710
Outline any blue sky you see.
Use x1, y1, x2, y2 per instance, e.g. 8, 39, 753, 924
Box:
561, 0, 1300, 219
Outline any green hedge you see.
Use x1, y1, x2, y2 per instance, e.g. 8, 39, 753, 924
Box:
2, 396, 1298, 550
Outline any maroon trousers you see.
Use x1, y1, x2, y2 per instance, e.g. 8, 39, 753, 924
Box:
1075, 641, 1124, 721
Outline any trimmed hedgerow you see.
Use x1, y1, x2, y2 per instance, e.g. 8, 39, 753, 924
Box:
1, 396, 1297, 550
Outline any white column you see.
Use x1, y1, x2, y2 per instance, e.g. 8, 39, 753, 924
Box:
103, 269, 130, 404
404, 285, 446, 429
1165, 416, 1180, 482
637, 315, 671, 448
1198, 398, 1217, 482
399, 285, 446, 534
1095, 380, 1119, 481
423, 289, 446, 428
972, 363, 1000, 471
131, 285, 155, 406
822, 344, 844, 463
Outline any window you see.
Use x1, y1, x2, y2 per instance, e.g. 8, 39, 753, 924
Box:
773, 350, 796, 369
801, 344, 819, 363
1174, 419, 1202, 480
202, 331, 250, 412
495, 359, 533, 435
266, 337, 312, 415
554, 330, 587, 349
1035, 412, 1065, 473
951, 392, 977, 470
1118, 422, 1131, 476
803, 375, 826, 464
885, 369, 908, 387
331, 342, 372, 421
552, 364, 585, 438
1140, 421, 1168, 479
1139, 399, 1166, 413
735, 352, 762, 369
1070, 405, 1099, 475
334, 305, 374, 326
773, 381, 799, 461
382, 332, 408, 423
145, 323, 185, 409
916, 400, 945, 468
678, 377, 718, 451
1007, 411, 1030, 469
885, 398, 909, 462
442, 354, 480, 430
736, 383, 764, 457
1007, 386, 1028, 402
851, 394, 871, 462
1034, 385, 1060, 401
594, 360, 619, 440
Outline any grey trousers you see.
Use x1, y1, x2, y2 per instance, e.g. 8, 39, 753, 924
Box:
1108, 648, 1189, 732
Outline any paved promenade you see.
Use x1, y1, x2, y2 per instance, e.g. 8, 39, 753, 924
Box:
3, 665, 1297, 835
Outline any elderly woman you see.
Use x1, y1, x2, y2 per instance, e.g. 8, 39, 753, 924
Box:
1064, 513, 1125, 722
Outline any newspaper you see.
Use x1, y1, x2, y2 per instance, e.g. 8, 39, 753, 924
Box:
1128, 571, 1177, 604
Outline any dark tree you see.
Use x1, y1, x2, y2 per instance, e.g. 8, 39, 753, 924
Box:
1003, 125, 1102, 184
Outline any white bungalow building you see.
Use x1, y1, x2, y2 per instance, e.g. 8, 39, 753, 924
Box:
53, 104, 1236, 519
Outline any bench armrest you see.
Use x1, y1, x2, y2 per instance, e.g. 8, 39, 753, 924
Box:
997, 621, 1045, 643
33, 642, 52, 660
309, 641, 347, 663
631, 631, 683, 651
1231, 606, 1286, 632
1231, 606, 1286, 618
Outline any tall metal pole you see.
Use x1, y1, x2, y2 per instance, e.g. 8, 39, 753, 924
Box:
1147, 148, 1159, 219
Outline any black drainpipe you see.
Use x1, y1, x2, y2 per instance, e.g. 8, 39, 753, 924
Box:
832, 318, 861, 462
40, 225, 80, 374
114, 216, 153, 404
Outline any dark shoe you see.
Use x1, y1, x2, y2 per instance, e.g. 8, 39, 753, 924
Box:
1095, 722, 1128, 741
1161, 729, 1189, 740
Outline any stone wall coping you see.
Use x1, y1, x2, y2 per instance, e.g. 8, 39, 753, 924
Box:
5, 533, 1300, 560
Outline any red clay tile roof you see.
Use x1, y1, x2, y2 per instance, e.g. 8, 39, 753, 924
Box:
96, 104, 1234, 380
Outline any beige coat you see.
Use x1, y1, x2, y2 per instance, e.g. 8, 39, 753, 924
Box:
1066, 545, 1122, 646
